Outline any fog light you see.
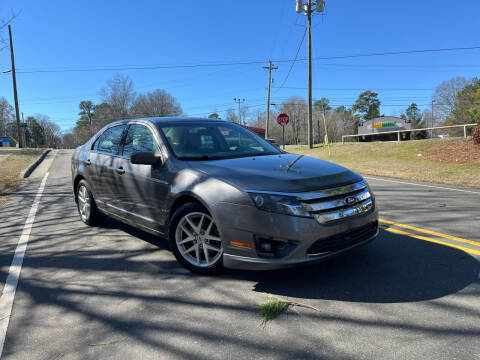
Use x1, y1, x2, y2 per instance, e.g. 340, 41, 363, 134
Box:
259, 240, 272, 252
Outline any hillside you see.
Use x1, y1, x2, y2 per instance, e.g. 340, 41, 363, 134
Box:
290, 138, 480, 188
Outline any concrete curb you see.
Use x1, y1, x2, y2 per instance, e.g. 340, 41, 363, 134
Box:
21, 149, 51, 178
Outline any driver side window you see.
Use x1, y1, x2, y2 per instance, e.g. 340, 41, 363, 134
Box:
122, 124, 159, 159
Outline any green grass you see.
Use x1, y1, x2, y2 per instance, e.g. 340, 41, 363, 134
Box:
258, 300, 290, 325
289, 139, 480, 188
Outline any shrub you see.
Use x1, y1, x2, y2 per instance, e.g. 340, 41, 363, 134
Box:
473, 122, 480, 145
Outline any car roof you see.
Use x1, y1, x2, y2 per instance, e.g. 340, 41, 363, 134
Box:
120, 116, 226, 125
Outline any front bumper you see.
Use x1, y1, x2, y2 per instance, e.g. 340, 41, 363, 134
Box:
213, 201, 379, 270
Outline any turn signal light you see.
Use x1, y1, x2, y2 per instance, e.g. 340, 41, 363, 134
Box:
229, 241, 252, 249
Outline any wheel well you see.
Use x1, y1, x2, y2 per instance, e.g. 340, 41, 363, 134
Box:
73, 175, 85, 202
169, 195, 207, 221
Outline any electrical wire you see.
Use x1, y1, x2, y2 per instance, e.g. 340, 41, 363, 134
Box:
275, 28, 307, 91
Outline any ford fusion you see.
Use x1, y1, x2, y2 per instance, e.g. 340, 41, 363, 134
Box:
71, 117, 378, 274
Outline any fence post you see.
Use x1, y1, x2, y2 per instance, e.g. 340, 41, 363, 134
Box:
397, 131, 400, 142
464, 125, 467, 138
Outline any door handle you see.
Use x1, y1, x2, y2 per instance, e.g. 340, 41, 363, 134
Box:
116, 166, 125, 175
85, 159, 91, 166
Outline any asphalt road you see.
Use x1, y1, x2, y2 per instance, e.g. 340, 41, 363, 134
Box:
0, 150, 479, 360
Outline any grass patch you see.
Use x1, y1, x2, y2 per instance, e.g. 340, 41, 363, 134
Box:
0, 149, 43, 207
290, 139, 480, 188
259, 300, 290, 325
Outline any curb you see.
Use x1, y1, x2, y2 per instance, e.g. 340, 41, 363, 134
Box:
21, 149, 51, 178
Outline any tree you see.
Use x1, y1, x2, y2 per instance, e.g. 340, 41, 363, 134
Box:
78, 101, 95, 127
131, 89, 182, 118
281, 97, 307, 145
405, 103, 423, 128
313, 98, 331, 144
433, 77, 469, 124
0, 97, 14, 136
99, 74, 136, 120
26, 116, 45, 148
447, 78, 480, 125
208, 113, 220, 119
225, 108, 239, 124
352, 91, 381, 122
62, 132, 76, 149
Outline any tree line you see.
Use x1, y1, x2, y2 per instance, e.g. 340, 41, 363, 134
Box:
0, 97, 62, 148
64, 74, 183, 147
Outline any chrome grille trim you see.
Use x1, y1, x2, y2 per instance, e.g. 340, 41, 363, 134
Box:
313, 198, 373, 223
302, 188, 371, 212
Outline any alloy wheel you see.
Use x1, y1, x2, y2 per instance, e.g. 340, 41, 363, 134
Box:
175, 212, 223, 267
77, 185, 91, 222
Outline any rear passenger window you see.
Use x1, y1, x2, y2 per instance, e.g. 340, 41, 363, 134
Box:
122, 124, 158, 158
95, 125, 126, 155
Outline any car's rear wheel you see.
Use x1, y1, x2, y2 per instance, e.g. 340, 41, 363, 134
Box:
76, 179, 105, 226
169, 203, 224, 274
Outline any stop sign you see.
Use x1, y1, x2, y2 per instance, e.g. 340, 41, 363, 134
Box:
277, 113, 290, 125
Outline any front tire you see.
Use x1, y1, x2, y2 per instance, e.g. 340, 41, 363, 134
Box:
169, 203, 224, 274
76, 179, 105, 226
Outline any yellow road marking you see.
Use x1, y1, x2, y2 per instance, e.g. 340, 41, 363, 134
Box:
379, 218, 480, 248
382, 226, 480, 256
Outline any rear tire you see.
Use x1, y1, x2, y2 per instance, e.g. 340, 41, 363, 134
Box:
76, 179, 106, 226
169, 203, 224, 275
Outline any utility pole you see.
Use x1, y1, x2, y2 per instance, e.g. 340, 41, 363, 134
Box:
233, 98, 245, 125
296, 0, 325, 148
431, 99, 436, 138
307, 0, 313, 148
263, 60, 277, 140
8, 25, 22, 148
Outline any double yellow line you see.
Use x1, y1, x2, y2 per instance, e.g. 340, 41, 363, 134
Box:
379, 218, 480, 256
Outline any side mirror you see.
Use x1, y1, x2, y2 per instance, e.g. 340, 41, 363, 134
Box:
130, 151, 162, 165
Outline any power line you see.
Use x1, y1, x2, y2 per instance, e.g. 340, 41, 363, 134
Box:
275, 28, 307, 91
15, 45, 480, 74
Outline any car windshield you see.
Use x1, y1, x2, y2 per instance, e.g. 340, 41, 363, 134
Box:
157, 122, 281, 160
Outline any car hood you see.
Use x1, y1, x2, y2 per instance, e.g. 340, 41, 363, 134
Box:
189, 153, 362, 193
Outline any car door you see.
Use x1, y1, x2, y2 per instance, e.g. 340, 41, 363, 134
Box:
88, 124, 127, 214
115, 123, 170, 233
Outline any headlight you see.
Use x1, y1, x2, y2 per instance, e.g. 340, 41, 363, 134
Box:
247, 192, 311, 217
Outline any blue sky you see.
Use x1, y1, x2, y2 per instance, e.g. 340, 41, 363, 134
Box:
1, 0, 480, 130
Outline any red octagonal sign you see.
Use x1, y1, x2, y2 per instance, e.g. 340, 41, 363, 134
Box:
277, 113, 290, 125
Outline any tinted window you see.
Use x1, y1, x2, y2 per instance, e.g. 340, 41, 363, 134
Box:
158, 122, 280, 160
122, 124, 158, 158
96, 125, 126, 155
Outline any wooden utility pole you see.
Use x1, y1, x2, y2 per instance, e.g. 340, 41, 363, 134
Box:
263, 60, 277, 140
8, 25, 22, 148
307, 0, 313, 148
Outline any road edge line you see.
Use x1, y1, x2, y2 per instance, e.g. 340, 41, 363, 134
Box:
0, 172, 49, 357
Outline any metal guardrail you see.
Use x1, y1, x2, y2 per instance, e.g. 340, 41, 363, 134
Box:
342, 123, 478, 143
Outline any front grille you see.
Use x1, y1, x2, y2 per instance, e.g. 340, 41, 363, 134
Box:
298, 180, 373, 223
306, 221, 378, 256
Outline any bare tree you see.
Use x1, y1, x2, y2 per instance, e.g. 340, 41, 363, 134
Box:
225, 108, 239, 124
131, 89, 182, 118
36, 115, 62, 148
0, 97, 14, 136
99, 74, 136, 120
432, 77, 469, 124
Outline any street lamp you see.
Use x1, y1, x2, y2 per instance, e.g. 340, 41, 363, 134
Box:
295, 0, 326, 148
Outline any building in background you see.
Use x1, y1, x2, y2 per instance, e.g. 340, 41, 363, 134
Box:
0, 137, 11, 147
358, 116, 411, 141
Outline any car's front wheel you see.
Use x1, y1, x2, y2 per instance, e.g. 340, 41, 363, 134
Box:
169, 203, 224, 274
76, 179, 105, 226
